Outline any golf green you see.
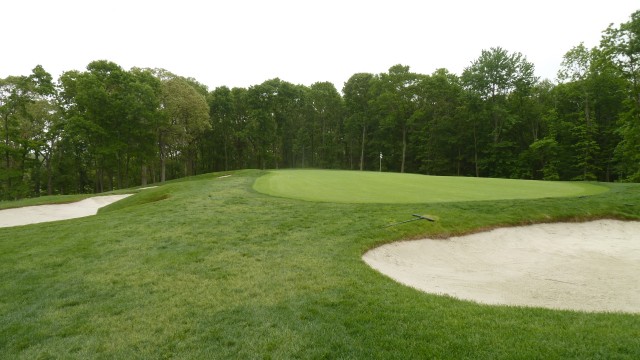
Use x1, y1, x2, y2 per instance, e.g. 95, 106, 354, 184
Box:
253, 170, 609, 203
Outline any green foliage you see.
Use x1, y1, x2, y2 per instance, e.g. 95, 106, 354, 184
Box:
307, 82, 345, 168
59, 62, 162, 191
412, 69, 467, 175
0, 66, 57, 200
158, 75, 210, 179
4, 9, 640, 201
343, 73, 377, 170
371, 65, 422, 173
461, 47, 539, 178
462, 47, 537, 100
615, 107, 640, 181
529, 137, 561, 180
602, 10, 640, 181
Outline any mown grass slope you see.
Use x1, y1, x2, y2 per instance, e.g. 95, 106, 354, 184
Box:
1, 170, 639, 359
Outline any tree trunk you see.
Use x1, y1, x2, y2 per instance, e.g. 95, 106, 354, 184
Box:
141, 164, 148, 186
349, 139, 354, 170
223, 134, 229, 171
151, 163, 157, 184
124, 154, 131, 188
159, 132, 167, 182
321, 118, 326, 167
273, 143, 278, 169
116, 152, 123, 190
46, 155, 53, 195
33, 157, 41, 196
401, 125, 407, 173
584, 95, 591, 180
161, 157, 166, 182
97, 166, 104, 193
473, 123, 479, 177
491, 98, 500, 144
359, 124, 366, 171
3, 114, 11, 194
108, 170, 114, 192
585, 93, 591, 126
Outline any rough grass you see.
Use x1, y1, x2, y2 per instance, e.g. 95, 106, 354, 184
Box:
1, 169, 639, 359
253, 169, 609, 203
0, 194, 93, 210
0, 188, 139, 211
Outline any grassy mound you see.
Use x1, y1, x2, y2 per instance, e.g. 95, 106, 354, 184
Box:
253, 169, 609, 203
1, 170, 638, 358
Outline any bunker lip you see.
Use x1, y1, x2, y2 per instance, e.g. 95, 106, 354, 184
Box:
0, 194, 132, 228
363, 219, 640, 313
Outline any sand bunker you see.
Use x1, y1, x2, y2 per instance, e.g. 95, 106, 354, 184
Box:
0, 195, 132, 228
364, 220, 640, 313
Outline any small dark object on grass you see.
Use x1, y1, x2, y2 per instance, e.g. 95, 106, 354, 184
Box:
385, 214, 436, 228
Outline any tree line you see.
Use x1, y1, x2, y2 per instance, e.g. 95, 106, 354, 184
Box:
1, 10, 639, 200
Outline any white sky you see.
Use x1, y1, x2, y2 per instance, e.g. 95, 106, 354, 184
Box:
2, 1, 638, 91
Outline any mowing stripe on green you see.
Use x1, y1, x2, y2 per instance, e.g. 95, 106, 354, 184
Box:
253, 169, 609, 203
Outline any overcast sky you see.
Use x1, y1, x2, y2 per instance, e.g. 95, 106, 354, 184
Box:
3, 1, 638, 91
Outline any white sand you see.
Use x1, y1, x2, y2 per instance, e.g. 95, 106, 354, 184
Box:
0, 195, 132, 228
363, 220, 640, 313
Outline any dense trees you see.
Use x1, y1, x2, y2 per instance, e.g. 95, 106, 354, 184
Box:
344, 73, 376, 171
1, 10, 639, 200
157, 74, 210, 181
602, 10, 640, 181
0, 66, 56, 199
461, 47, 537, 177
57, 62, 168, 192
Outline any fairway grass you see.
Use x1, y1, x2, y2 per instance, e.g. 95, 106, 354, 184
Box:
253, 169, 609, 203
1, 170, 639, 359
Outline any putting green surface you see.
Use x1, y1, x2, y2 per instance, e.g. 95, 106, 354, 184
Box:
253, 170, 609, 203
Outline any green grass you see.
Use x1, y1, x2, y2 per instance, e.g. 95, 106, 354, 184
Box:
253, 169, 609, 203
0, 188, 138, 211
1, 169, 639, 359
0, 194, 94, 210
